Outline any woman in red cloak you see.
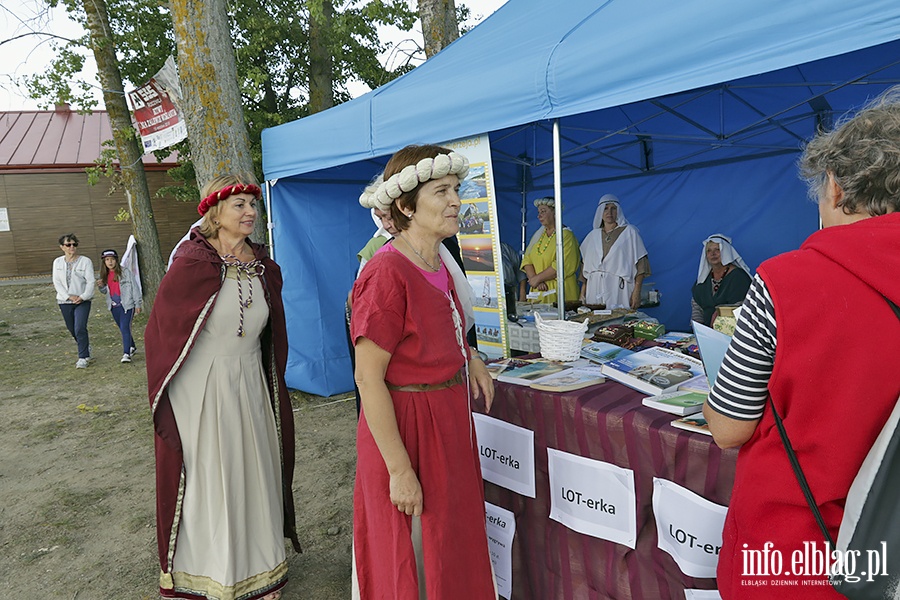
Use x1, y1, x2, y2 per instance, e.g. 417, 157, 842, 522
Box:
146, 174, 300, 600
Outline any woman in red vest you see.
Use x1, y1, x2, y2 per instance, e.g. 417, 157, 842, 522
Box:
704, 88, 900, 598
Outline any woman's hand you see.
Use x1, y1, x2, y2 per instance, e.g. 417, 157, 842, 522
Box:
69, 295, 83, 304
630, 287, 641, 310
469, 356, 495, 412
389, 467, 423, 516
134, 307, 142, 315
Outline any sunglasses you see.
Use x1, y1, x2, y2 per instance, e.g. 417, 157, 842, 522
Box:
62, 243, 78, 247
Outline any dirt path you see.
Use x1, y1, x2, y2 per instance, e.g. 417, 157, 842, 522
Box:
0, 282, 356, 599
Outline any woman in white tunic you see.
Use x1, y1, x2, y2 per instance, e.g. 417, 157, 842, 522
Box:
580, 195, 651, 309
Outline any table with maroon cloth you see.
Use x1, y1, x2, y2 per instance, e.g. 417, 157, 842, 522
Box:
474, 379, 738, 600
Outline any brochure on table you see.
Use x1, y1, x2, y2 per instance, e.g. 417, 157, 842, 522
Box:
443, 134, 506, 359
691, 321, 732, 386
652, 478, 728, 578
485, 502, 516, 599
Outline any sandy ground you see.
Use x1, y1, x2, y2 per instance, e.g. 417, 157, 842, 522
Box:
0, 282, 356, 599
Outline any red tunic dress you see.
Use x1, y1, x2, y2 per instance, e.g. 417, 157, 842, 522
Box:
350, 249, 495, 599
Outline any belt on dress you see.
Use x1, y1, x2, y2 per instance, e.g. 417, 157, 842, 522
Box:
386, 369, 465, 392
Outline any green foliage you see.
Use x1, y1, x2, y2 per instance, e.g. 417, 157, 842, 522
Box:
23, 43, 97, 109
85, 141, 120, 187
25, 0, 491, 183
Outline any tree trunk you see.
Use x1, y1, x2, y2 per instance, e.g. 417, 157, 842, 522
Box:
169, 0, 266, 243
81, 0, 166, 308
309, 0, 334, 114
417, 0, 459, 58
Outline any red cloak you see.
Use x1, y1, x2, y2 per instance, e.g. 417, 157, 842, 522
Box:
146, 230, 301, 586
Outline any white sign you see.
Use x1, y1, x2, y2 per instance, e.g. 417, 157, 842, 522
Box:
653, 478, 728, 578
547, 448, 637, 548
485, 502, 515, 599
472, 413, 535, 498
684, 589, 722, 599
0, 207, 9, 231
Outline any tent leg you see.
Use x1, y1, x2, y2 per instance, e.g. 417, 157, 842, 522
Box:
553, 119, 565, 320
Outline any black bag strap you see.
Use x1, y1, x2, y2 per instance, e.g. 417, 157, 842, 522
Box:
769, 397, 836, 545
770, 295, 900, 548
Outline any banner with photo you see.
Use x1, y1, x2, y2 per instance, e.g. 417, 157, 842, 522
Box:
442, 134, 507, 358
127, 56, 188, 153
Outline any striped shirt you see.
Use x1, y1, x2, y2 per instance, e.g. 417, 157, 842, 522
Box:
706, 274, 777, 421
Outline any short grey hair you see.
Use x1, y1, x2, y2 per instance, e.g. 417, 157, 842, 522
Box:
800, 85, 900, 216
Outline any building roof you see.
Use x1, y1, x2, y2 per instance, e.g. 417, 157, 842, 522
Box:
0, 104, 179, 172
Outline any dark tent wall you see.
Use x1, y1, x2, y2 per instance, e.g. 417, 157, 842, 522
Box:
272, 161, 383, 394
271, 144, 815, 396
496, 152, 817, 321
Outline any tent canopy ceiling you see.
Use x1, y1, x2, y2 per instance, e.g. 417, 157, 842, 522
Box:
263, 0, 900, 181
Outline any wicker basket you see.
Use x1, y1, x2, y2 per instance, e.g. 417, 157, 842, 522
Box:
534, 313, 589, 362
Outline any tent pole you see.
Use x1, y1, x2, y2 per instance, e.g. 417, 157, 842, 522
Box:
520, 164, 527, 256
553, 119, 565, 320
265, 180, 275, 260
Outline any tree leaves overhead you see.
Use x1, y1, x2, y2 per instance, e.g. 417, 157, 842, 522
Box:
29, 0, 418, 170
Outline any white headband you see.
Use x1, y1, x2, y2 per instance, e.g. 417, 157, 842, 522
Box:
359, 152, 469, 211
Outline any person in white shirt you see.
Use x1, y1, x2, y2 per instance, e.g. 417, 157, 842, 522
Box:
52, 233, 95, 368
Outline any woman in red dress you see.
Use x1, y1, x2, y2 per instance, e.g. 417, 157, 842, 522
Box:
350, 144, 497, 599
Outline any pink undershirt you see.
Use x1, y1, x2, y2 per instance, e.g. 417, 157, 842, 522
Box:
379, 241, 449, 293
107, 271, 121, 297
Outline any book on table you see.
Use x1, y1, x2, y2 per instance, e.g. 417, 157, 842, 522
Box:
497, 360, 571, 386
677, 373, 710, 395
654, 331, 694, 343
484, 358, 533, 379
601, 346, 705, 396
670, 414, 712, 436
529, 365, 606, 392
641, 390, 707, 415
580, 341, 635, 364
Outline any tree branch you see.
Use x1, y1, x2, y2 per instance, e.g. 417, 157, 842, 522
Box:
0, 31, 78, 48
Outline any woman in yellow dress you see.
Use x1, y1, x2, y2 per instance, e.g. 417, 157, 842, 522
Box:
520, 197, 581, 304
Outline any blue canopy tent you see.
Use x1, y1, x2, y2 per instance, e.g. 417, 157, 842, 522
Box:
262, 0, 900, 396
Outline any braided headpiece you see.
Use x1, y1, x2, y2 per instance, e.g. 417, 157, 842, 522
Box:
198, 183, 261, 216
359, 152, 469, 211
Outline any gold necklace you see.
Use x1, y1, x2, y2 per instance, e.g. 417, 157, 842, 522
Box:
536, 229, 555, 254
398, 234, 441, 272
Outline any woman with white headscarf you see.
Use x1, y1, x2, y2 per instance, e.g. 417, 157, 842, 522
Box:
690, 233, 752, 326
579, 194, 650, 309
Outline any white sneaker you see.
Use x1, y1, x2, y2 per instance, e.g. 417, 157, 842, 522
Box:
129, 346, 138, 357
120, 353, 132, 363
76, 358, 89, 369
